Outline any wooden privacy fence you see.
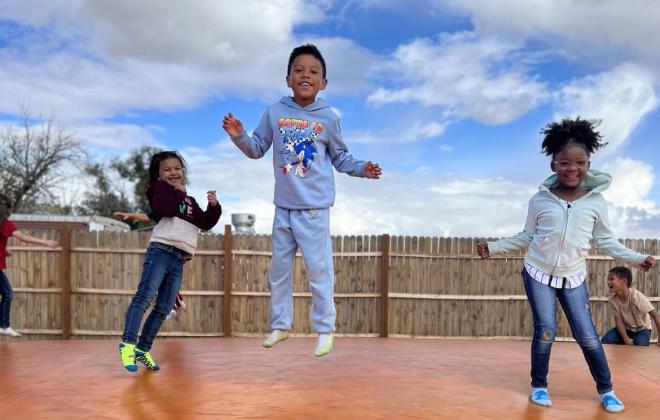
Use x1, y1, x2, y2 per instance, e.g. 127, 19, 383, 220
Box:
3, 224, 659, 341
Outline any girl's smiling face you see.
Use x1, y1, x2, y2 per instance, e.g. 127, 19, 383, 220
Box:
551, 144, 590, 190
158, 157, 184, 187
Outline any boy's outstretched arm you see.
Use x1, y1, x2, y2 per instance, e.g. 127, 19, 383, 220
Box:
221, 111, 273, 159
649, 309, 660, 347
12, 230, 58, 249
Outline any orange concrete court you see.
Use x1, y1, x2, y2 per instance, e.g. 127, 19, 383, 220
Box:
1, 337, 659, 419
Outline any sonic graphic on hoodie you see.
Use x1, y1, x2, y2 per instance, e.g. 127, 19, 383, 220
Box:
230, 96, 367, 210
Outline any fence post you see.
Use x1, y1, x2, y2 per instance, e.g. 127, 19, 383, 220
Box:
60, 223, 71, 340
380, 234, 390, 338
223, 224, 233, 337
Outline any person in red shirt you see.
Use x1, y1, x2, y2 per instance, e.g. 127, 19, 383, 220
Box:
0, 194, 58, 337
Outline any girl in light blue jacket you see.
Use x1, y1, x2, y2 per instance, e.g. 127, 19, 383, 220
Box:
477, 118, 655, 413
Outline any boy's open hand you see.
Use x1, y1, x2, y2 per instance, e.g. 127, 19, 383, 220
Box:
222, 113, 244, 138
365, 161, 382, 179
207, 190, 218, 206
476, 239, 490, 259
639, 256, 656, 272
44, 239, 59, 249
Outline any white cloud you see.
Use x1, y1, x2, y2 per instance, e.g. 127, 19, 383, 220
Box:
601, 158, 655, 210
331, 172, 535, 237
438, 144, 452, 152
344, 120, 446, 144
367, 32, 547, 125
402, 121, 446, 141
0, 1, 375, 121
606, 206, 660, 239
553, 63, 657, 158
443, 0, 660, 68
74, 123, 163, 149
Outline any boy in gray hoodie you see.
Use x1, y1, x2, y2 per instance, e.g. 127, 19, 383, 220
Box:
222, 44, 381, 357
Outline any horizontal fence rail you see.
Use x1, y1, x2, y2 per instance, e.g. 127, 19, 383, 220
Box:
2, 225, 658, 342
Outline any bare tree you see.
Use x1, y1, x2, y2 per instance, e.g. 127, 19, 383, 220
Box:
0, 110, 85, 213
110, 146, 162, 213
77, 163, 132, 217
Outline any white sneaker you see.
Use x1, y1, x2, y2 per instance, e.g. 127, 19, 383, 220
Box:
314, 333, 334, 357
165, 309, 177, 321
262, 330, 289, 348
0, 327, 5, 334
3, 327, 22, 337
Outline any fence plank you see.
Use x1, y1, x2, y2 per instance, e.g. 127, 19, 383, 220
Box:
223, 224, 233, 337
60, 223, 71, 339
380, 234, 390, 337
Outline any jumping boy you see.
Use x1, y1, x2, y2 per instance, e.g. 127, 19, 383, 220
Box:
222, 44, 382, 357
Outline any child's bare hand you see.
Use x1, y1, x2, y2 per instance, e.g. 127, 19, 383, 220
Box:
44, 240, 59, 249
207, 190, 218, 206
639, 256, 656, 271
222, 113, 244, 137
365, 161, 382, 179
113, 211, 131, 221
476, 239, 490, 259
174, 183, 186, 193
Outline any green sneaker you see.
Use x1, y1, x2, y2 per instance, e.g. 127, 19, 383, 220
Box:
135, 348, 160, 371
314, 333, 333, 357
262, 330, 289, 348
119, 342, 137, 372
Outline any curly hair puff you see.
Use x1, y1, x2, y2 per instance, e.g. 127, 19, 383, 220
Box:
541, 117, 607, 156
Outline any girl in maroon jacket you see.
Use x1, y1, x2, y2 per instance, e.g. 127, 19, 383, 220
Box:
118, 151, 221, 372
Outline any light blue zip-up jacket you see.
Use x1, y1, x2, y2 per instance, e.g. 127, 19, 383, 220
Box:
488, 169, 647, 277
230, 96, 367, 209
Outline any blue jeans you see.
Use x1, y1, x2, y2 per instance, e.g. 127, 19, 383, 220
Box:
601, 328, 652, 346
122, 242, 185, 351
269, 207, 335, 333
0, 270, 13, 328
522, 269, 612, 393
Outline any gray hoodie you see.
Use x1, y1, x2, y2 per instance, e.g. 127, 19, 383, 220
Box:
231, 96, 366, 209
488, 169, 647, 277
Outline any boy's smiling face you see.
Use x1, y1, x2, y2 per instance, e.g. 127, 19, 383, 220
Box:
607, 272, 628, 294
286, 53, 327, 107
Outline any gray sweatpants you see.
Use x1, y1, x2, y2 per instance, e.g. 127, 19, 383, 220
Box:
269, 207, 336, 333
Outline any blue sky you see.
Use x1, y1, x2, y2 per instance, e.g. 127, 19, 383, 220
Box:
1, 0, 659, 237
